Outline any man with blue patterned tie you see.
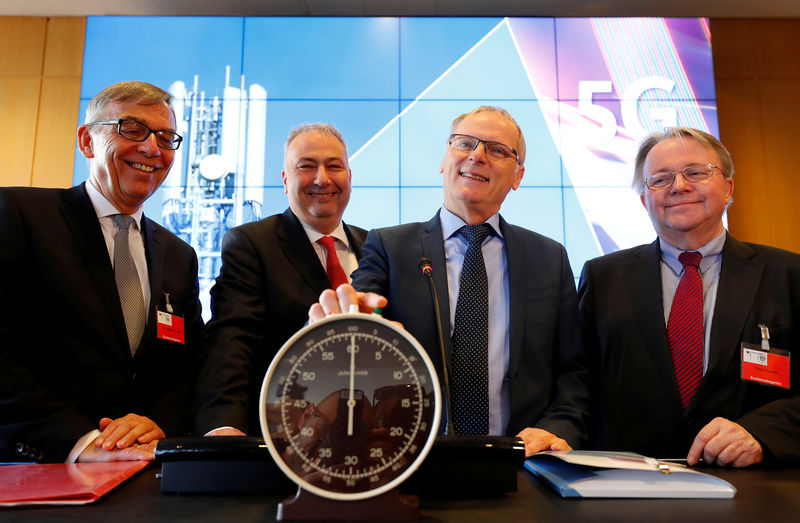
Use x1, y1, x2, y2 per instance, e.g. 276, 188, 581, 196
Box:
309, 106, 592, 456
578, 127, 800, 467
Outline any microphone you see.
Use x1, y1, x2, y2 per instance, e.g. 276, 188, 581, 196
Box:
418, 257, 454, 435
418, 258, 433, 276
407, 260, 525, 498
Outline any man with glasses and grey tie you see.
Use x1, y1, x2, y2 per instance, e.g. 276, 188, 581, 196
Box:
194, 123, 367, 437
0, 81, 204, 463
578, 127, 799, 467
308, 106, 592, 456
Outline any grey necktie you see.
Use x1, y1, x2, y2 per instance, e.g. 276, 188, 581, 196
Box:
112, 214, 146, 355
451, 223, 492, 435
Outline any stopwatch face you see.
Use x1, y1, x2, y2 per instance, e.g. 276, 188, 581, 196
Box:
260, 313, 441, 501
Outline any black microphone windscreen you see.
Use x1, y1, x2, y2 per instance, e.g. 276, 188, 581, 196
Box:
418, 257, 433, 275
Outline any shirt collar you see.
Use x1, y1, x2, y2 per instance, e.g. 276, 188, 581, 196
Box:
659, 229, 726, 275
439, 206, 503, 241
298, 218, 350, 248
85, 180, 144, 229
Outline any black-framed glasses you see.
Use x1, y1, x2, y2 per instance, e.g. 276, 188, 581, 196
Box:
644, 163, 722, 190
88, 119, 183, 150
449, 134, 520, 164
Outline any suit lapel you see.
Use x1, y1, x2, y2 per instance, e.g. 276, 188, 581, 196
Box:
140, 215, 164, 356
60, 184, 130, 354
344, 224, 365, 260
277, 208, 330, 291
502, 219, 525, 377
420, 212, 453, 373
700, 234, 761, 400
629, 240, 684, 408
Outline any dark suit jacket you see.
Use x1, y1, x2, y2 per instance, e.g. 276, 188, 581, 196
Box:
351, 211, 591, 446
0, 184, 205, 463
194, 208, 367, 435
578, 234, 800, 462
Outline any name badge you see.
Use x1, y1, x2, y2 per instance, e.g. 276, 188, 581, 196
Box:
157, 308, 185, 344
740, 342, 790, 390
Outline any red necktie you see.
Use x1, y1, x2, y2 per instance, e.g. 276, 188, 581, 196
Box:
318, 236, 348, 290
667, 251, 704, 408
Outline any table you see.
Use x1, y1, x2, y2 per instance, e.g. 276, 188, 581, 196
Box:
2, 465, 798, 522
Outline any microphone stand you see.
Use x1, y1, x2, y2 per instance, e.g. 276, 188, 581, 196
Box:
418, 257, 454, 435
410, 256, 523, 497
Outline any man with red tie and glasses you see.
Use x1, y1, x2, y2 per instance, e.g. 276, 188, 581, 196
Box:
578, 127, 799, 467
195, 124, 367, 437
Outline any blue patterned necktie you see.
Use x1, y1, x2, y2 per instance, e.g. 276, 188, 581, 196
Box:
112, 214, 146, 355
451, 223, 492, 435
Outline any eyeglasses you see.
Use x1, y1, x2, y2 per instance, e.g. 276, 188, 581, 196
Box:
449, 134, 519, 164
88, 119, 183, 150
644, 163, 722, 190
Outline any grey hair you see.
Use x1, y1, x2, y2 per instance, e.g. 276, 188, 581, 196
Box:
84, 81, 174, 124
284, 123, 347, 156
450, 106, 526, 165
633, 126, 734, 194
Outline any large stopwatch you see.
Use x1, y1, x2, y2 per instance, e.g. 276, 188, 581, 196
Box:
259, 311, 441, 501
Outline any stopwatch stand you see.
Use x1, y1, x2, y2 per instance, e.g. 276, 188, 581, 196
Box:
277, 486, 419, 520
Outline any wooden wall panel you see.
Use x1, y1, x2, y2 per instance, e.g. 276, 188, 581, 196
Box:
43, 17, 86, 77
0, 77, 41, 186
754, 20, 800, 78
31, 17, 86, 188
710, 20, 757, 80
716, 78, 770, 241
759, 79, 800, 253
712, 18, 800, 254
32, 76, 82, 187
1, 17, 47, 186
0, 17, 46, 76
0, 16, 84, 189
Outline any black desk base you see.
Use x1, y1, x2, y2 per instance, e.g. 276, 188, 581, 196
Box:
2, 465, 798, 522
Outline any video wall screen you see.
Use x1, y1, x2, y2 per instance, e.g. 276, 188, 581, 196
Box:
75, 17, 717, 314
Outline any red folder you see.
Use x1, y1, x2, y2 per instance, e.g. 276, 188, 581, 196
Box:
0, 461, 149, 506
